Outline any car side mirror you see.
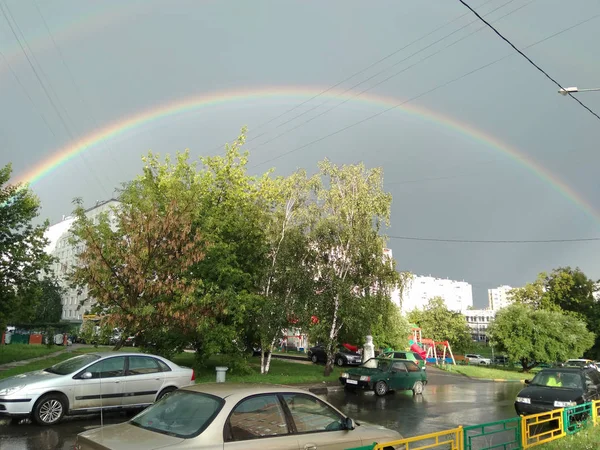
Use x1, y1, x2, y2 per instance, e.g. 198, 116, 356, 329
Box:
524, 379, 530, 384
345, 417, 355, 430
80, 372, 93, 380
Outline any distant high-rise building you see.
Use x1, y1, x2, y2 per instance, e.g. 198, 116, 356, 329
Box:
488, 285, 514, 311
44, 199, 120, 323
392, 275, 474, 314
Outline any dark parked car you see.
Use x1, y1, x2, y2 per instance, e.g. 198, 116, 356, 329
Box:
515, 367, 600, 416
307, 345, 362, 366
340, 358, 427, 396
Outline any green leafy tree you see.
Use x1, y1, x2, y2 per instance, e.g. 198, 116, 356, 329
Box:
488, 303, 595, 372
407, 297, 472, 354
307, 159, 404, 376
510, 267, 600, 358
33, 278, 64, 324
251, 170, 317, 374
0, 163, 52, 329
9, 277, 63, 324
360, 302, 410, 351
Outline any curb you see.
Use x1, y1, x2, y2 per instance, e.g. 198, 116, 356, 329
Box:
433, 368, 527, 384
307, 385, 344, 395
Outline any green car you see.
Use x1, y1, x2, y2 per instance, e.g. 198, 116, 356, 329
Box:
380, 350, 426, 369
339, 357, 427, 396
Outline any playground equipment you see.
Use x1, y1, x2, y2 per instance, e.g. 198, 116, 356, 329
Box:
408, 324, 456, 365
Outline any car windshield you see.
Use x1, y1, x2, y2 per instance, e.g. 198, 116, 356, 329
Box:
530, 371, 583, 389
360, 358, 391, 371
131, 390, 224, 438
44, 354, 101, 375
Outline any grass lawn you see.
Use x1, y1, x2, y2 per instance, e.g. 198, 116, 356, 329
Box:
0, 344, 63, 365
0, 346, 138, 380
172, 353, 342, 385
538, 425, 600, 449
440, 364, 539, 381
0, 347, 340, 386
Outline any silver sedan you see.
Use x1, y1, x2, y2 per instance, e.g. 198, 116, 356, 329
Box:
0, 352, 195, 425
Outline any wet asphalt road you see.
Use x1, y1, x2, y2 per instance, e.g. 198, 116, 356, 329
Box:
0, 368, 523, 449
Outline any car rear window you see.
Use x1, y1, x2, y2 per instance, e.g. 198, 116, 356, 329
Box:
131, 390, 224, 438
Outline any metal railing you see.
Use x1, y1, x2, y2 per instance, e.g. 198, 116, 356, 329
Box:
371, 427, 463, 450
358, 400, 600, 450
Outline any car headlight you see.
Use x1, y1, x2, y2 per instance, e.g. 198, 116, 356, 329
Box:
554, 401, 577, 407
0, 385, 26, 396
359, 375, 371, 382
516, 397, 531, 404
341, 373, 349, 378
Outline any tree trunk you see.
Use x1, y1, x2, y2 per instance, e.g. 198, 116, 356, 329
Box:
323, 295, 340, 377
265, 344, 274, 373
260, 349, 266, 374
260, 337, 278, 374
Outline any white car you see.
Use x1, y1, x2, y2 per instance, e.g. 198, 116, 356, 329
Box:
465, 354, 492, 365
0, 352, 195, 425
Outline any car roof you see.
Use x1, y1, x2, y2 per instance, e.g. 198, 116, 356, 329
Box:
181, 383, 309, 398
566, 359, 592, 362
89, 352, 163, 359
540, 367, 587, 373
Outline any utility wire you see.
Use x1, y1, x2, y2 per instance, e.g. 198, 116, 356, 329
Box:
247, 0, 534, 155
271, 0, 524, 132
33, 0, 121, 170
458, 0, 600, 122
250, 13, 600, 169
211, 0, 499, 151
0, 1, 109, 195
0, 48, 57, 138
388, 235, 600, 244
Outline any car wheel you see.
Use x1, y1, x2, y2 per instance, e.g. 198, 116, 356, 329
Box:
33, 394, 67, 426
413, 380, 424, 395
156, 387, 177, 401
311, 355, 318, 363
336, 357, 345, 367
374, 381, 388, 396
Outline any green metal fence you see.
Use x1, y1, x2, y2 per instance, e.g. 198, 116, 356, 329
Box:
563, 402, 593, 435
463, 418, 521, 450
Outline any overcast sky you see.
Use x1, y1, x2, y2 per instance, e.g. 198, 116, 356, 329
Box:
1, 0, 600, 307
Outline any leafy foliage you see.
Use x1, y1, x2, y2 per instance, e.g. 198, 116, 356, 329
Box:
510, 267, 600, 358
0, 164, 52, 329
307, 159, 403, 375
488, 303, 595, 371
407, 297, 472, 353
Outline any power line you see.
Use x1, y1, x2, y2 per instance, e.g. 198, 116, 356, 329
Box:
458, 0, 600, 122
247, 0, 535, 155
388, 235, 600, 244
211, 0, 501, 151
249, 13, 600, 169
0, 48, 57, 138
33, 0, 121, 171
0, 1, 109, 195
271, 0, 524, 132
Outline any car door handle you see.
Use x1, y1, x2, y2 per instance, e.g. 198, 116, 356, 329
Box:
304, 444, 317, 450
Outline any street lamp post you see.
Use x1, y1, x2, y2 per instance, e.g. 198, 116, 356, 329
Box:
558, 87, 600, 95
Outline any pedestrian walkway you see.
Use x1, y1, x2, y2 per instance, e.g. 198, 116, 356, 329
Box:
0, 343, 86, 371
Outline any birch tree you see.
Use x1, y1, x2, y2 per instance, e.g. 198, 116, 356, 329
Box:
309, 159, 403, 376
253, 170, 317, 374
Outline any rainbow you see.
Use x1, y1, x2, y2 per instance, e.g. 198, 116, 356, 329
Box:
13, 86, 599, 223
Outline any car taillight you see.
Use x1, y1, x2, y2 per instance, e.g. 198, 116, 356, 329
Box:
191, 369, 196, 382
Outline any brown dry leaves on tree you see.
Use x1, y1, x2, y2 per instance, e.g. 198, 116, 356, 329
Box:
71, 197, 206, 336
